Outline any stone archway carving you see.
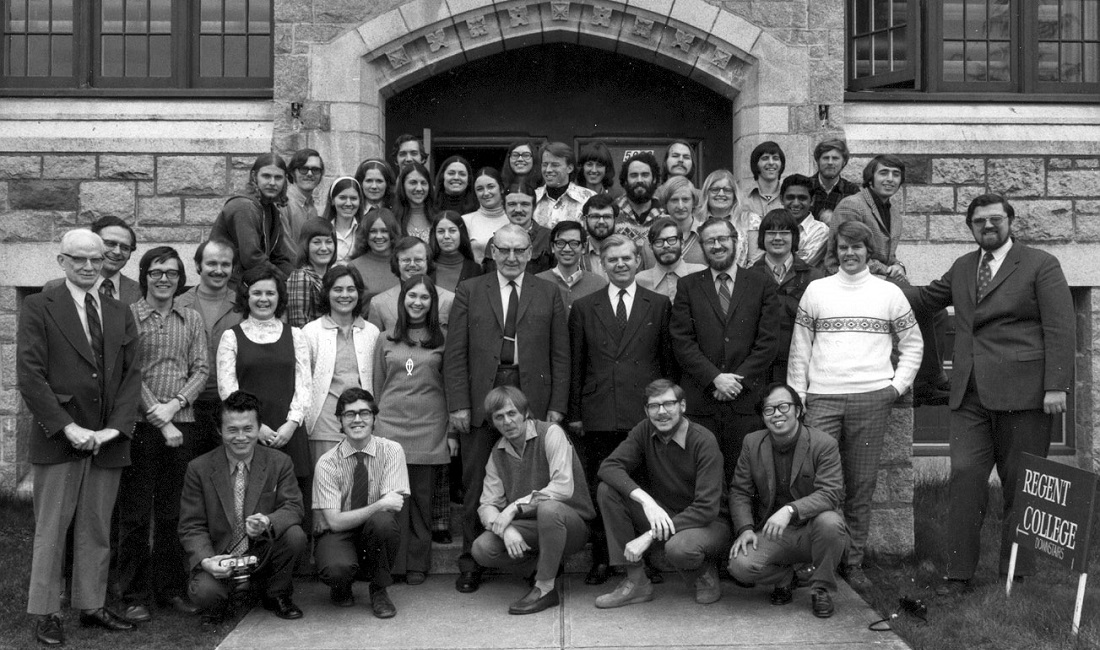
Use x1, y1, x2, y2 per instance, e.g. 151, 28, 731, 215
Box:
288, 0, 817, 182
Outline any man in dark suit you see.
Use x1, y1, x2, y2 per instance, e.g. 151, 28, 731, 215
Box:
671, 217, 780, 483
444, 223, 570, 593
568, 233, 674, 585
43, 215, 141, 305
18, 229, 141, 646
907, 194, 1075, 596
178, 391, 306, 621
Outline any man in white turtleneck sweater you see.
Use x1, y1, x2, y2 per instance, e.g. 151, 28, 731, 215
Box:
787, 220, 922, 590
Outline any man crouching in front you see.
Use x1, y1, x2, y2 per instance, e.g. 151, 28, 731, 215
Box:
178, 390, 307, 622
471, 386, 595, 615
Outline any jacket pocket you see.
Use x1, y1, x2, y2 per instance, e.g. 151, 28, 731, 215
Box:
1017, 349, 1044, 362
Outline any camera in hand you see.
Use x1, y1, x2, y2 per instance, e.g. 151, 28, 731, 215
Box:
219, 555, 258, 594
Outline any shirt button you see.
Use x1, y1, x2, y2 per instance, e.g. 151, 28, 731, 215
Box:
92, 372, 98, 378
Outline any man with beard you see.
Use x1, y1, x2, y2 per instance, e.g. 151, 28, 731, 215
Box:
210, 153, 295, 284
44, 216, 141, 304
533, 142, 595, 229
788, 220, 922, 590
444, 224, 569, 594
482, 186, 553, 275
671, 218, 780, 484
594, 379, 730, 608
392, 134, 428, 169
176, 239, 242, 454
577, 194, 618, 280
281, 149, 324, 258
615, 152, 667, 242
536, 220, 608, 310
809, 139, 859, 221
635, 217, 706, 301
781, 175, 829, 269
661, 141, 694, 183
568, 234, 674, 585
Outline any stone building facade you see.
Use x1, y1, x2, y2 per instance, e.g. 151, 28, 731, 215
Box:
1, 0, 1098, 559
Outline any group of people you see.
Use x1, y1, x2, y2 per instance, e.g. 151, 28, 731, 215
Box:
17, 132, 1074, 647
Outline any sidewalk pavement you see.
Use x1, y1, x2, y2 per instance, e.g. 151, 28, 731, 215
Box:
218, 574, 911, 649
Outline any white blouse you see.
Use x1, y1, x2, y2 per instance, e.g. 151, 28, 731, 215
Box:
216, 316, 312, 426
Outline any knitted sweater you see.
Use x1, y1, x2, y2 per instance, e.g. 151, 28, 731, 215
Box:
787, 268, 922, 398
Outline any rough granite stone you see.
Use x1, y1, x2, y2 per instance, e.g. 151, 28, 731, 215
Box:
184, 197, 228, 225
9, 180, 79, 211
1013, 209, 1074, 242
1078, 200, 1100, 214
79, 182, 136, 219
866, 507, 915, 558
903, 185, 954, 214
42, 156, 96, 180
1050, 158, 1074, 170
932, 158, 985, 185
1078, 158, 1099, 169
156, 156, 227, 196
275, 55, 310, 100
987, 158, 1045, 197
136, 197, 183, 225
0, 156, 41, 180
956, 186, 986, 213
134, 226, 205, 243
99, 155, 155, 180
136, 181, 155, 197
1048, 170, 1100, 198
0, 210, 57, 241
873, 466, 915, 504
1075, 214, 1100, 242
0, 286, 16, 311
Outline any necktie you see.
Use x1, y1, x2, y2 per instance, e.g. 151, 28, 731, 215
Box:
84, 293, 104, 371
501, 281, 518, 365
99, 278, 115, 300
228, 461, 249, 556
350, 451, 371, 510
977, 251, 994, 302
773, 263, 785, 284
717, 272, 732, 315
615, 289, 628, 332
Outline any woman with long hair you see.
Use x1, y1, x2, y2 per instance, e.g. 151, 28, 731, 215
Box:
348, 209, 402, 301
393, 162, 436, 243
321, 176, 364, 264
372, 274, 454, 585
500, 140, 543, 194
461, 167, 509, 264
354, 158, 396, 211
286, 218, 337, 327
433, 155, 478, 215
578, 141, 620, 198
700, 169, 761, 268
430, 211, 481, 292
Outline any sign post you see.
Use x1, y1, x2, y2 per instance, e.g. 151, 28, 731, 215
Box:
1008, 453, 1098, 635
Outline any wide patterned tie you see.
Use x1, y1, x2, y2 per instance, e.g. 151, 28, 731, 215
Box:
976, 251, 994, 302
773, 262, 785, 285
501, 281, 518, 365
99, 278, 115, 300
350, 451, 370, 510
717, 272, 732, 315
615, 289, 628, 333
228, 461, 249, 556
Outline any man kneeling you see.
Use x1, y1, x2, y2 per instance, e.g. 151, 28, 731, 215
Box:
728, 383, 848, 618
596, 379, 731, 608
472, 386, 594, 614
313, 387, 409, 618
178, 391, 307, 621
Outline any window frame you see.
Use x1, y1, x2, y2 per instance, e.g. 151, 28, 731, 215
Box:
0, 0, 273, 97
846, 0, 922, 91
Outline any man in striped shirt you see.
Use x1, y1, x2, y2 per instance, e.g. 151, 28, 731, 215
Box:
313, 387, 409, 618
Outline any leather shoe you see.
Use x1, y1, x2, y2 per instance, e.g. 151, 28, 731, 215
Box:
585, 563, 611, 586
842, 564, 872, 591
79, 608, 135, 631
123, 604, 151, 623
508, 586, 560, 615
159, 595, 200, 615
934, 578, 971, 597
431, 530, 453, 544
455, 571, 481, 593
770, 584, 794, 606
407, 571, 427, 586
811, 588, 834, 618
694, 566, 721, 605
595, 577, 655, 609
330, 585, 355, 607
35, 613, 64, 646
262, 596, 303, 620
370, 588, 397, 619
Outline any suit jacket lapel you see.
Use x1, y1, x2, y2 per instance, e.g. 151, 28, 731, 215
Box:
963, 250, 980, 306
760, 439, 776, 511
100, 298, 126, 374
516, 274, 536, 324
618, 291, 650, 355
593, 291, 619, 343
981, 244, 1021, 302
865, 190, 889, 237
790, 426, 810, 496
486, 275, 504, 329
45, 288, 97, 367
244, 451, 267, 517
726, 269, 749, 320
700, 272, 727, 322
209, 452, 237, 533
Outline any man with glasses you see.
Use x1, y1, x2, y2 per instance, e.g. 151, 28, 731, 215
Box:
313, 387, 409, 617
671, 218, 780, 484
905, 194, 1074, 596
366, 236, 454, 332
19, 229, 141, 646
636, 216, 706, 301
282, 149, 325, 258
533, 141, 595, 229
445, 223, 569, 594
595, 379, 730, 608
536, 220, 608, 311
728, 383, 847, 618
568, 234, 674, 585
788, 220, 922, 590
116, 246, 208, 624
44, 216, 141, 305
482, 186, 553, 275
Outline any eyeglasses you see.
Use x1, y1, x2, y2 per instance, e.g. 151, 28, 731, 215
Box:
492, 245, 530, 258
341, 409, 374, 421
552, 239, 582, 251
299, 166, 324, 176
761, 402, 795, 416
971, 217, 1006, 228
764, 230, 793, 237
61, 253, 105, 267
147, 269, 181, 280
652, 236, 682, 248
586, 213, 615, 222
102, 240, 134, 254
509, 152, 533, 161
702, 235, 735, 247
645, 400, 681, 415
708, 186, 734, 195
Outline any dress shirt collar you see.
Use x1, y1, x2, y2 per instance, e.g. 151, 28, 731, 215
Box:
607, 281, 637, 303
338, 435, 377, 458
65, 279, 99, 310
650, 417, 689, 449
798, 213, 819, 230
709, 266, 736, 284
133, 297, 186, 322
981, 237, 1013, 264
320, 315, 367, 331
497, 271, 525, 289
287, 183, 315, 208
765, 254, 793, 279
494, 420, 538, 459
655, 257, 690, 276
225, 449, 254, 473
551, 266, 583, 287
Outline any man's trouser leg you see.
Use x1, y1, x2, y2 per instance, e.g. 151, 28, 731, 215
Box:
664, 520, 731, 583
472, 502, 589, 581
458, 422, 496, 573
252, 524, 307, 598
597, 482, 660, 568
693, 408, 762, 486
576, 431, 628, 565
397, 464, 434, 574
729, 512, 847, 592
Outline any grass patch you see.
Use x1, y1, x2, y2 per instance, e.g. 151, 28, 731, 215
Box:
861, 477, 1100, 650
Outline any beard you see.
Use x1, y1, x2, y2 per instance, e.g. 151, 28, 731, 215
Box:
704, 251, 735, 272
628, 180, 655, 203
